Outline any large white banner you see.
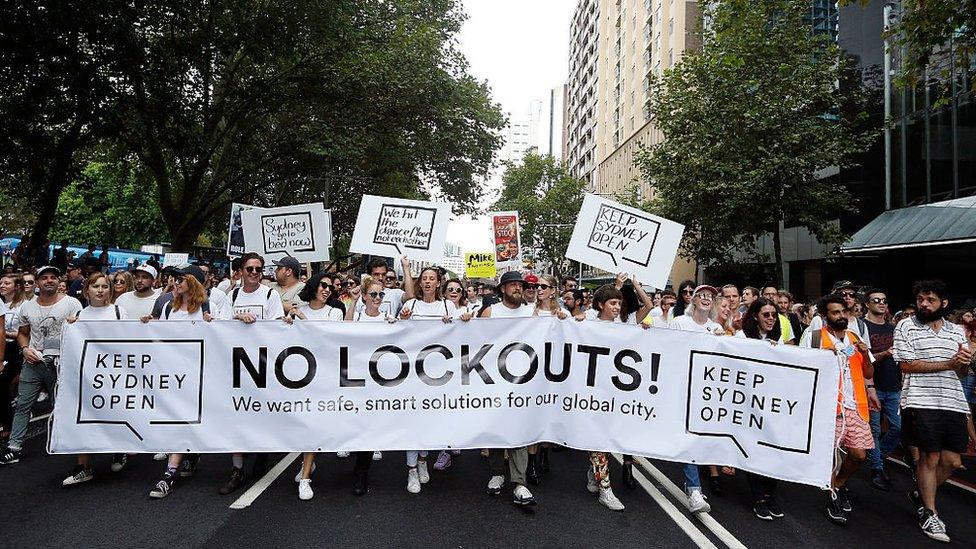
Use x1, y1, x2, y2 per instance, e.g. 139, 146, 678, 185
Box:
349, 195, 450, 263
241, 202, 332, 263
49, 318, 840, 488
566, 194, 684, 289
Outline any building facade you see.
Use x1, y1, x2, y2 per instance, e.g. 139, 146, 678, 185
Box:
566, 0, 601, 190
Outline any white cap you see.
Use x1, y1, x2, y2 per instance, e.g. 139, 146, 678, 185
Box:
133, 264, 158, 279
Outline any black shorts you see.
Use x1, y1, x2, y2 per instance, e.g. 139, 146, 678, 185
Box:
901, 407, 969, 454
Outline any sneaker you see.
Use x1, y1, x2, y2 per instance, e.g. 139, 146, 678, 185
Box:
512, 484, 537, 506
179, 455, 200, 478
870, 469, 891, 491
407, 468, 421, 494
753, 500, 774, 521
765, 496, 784, 518
111, 453, 128, 473
372, 451, 382, 461
433, 450, 452, 471
295, 462, 316, 482
152, 452, 168, 461
586, 468, 599, 493
598, 487, 625, 511
825, 491, 847, 525
336, 451, 350, 458
298, 479, 314, 501
686, 487, 711, 514
919, 509, 950, 543
37, 391, 48, 402
62, 465, 94, 486
149, 471, 176, 499
486, 475, 505, 495
0, 447, 22, 465
837, 485, 853, 512
417, 460, 430, 483
218, 467, 245, 495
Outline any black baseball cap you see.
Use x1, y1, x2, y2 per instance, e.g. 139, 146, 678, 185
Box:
272, 256, 302, 277
831, 280, 856, 292
173, 265, 206, 285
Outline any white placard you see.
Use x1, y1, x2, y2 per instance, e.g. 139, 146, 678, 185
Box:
240, 203, 332, 263
162, 253, 189, 268
349, 195, 450, 263
566, 194, 684, 289
226, 203, 259, 258
50, 318, 840, 489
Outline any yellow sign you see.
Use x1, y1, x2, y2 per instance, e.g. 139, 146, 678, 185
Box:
464, 252, 497, 279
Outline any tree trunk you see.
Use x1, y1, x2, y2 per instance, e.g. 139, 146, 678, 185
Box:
772, 219, 785, 288
169, 225, 201, 252
27, 159, 73, 247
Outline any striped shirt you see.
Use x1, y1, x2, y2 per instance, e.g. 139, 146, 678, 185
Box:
892, 317, 969, 414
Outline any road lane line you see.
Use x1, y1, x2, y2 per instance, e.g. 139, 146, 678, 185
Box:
887, 457, 976, 496
230, 452, 300, 509
630, 457, 747, 549
611, 454, 718, 549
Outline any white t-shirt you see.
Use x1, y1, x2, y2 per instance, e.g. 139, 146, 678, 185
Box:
217, 278, 240, 294
355, 309, 389, 322
668, 314, 723, 334
207, 288, 232, 320
115, 290, 161, 319
402, 298, 457, 320
17, 295, 83, 355
893, 317, 970, 414
801, 329, 858, 410
583, 308, 638, 323
78, 304, 128, 320
164, 307, 206, 321
3, 300, 23, 334
298, 303, 344, 321
356, 287, 405, 318
484, 302, 534, 318
649, 306, 672, 326
734, 329, 787, 343
231, 285, 285, 320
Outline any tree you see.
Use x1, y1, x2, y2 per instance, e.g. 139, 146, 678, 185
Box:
879, 0, 974, 85
636, 0, 875, 286
112, 0, 504, 250
494, 153, 585, 277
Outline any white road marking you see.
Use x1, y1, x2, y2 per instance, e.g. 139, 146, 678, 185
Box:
611, 454, 718, 549
229, 452, 300, 509
887, 456, 976, 496
630, 456, 748, 549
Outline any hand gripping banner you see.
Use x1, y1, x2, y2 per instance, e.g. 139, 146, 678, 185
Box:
49, 318, 840, 488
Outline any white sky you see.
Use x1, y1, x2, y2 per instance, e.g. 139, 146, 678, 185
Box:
447, 0, 577, 253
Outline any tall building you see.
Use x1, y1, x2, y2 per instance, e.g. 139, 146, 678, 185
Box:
566, 0, 601, 190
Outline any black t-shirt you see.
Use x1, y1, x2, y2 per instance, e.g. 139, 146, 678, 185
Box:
865, 318, 900, 392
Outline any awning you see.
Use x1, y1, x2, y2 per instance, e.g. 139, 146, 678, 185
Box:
842, 196, 976, 254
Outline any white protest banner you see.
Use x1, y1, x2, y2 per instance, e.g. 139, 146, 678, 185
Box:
349, 195, 450, 264
566, 194, 684, 289
162, 253, 189, 268
241, 202, 332, 263
226, 203, 259, 257
50, 319, 839, 488
490, 211, 522, 271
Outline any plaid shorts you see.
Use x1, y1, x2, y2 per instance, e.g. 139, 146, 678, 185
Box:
835, 411, 875, 450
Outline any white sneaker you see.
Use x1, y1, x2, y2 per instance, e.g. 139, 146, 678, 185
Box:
153, 453, 168, 461
336, 451, 350, 458
372, 451, 382, 461
407, 468, 421, 493
599, 487, 625, 511
686, 487, 711, 513
417, 460, 430, 484
298, 479, 313, 500
295, 462, 316, 482
486, 475, 505, 494
37, 391, 48, 402
62, 467, 94, 486
586, 468, 599, 493
513, 484, 537, 506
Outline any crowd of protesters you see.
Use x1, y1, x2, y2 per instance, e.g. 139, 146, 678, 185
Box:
0, 245, 973, 543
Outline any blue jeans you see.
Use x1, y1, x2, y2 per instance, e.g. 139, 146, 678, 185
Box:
8, 357, 58, 451
683, 463, 701, 490
866, 389, 901, 471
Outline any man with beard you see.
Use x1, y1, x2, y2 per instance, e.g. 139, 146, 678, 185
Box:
801, 294, 874, 526
893, 280, 973, 543
478, 271, 536, 506
115, 264, 161, 319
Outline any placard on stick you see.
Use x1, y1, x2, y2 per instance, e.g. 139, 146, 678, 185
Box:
240, 203, 332, 262
162, 253, 189, 268
226, 203, 259, 258
464, 252, 497, 279
349, 195, 450, 263
565, 193, 684, 289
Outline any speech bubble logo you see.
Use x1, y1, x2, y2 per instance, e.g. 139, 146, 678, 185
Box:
261, 212, 315, 255
373, 204, 437, 255
685, 351, 819, 458
586, 204, 661, 267
75, 339, 204, 441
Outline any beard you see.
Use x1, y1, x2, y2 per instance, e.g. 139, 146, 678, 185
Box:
826, 316, 848, 331
915, 306, 945, 324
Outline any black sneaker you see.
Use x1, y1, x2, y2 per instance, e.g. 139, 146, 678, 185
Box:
837, 485, 853, 512
179, 454, 201, 478
919, 508, 950, 543
353, 472, 369, 496
753, 500, 774, 521
825, 492, 848, 525
0, 447, 22, 465
149, 471, 177, 499
111, 453, 127, 473
219, 467, 245, 495
709, 475, 724, 496
870, 469, 890, 491
765, 496, 784, 518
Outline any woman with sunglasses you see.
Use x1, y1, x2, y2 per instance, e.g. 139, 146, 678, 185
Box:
429, 278, 472, 472
110, 271, 134, 303
673, 279, 696, 317
534, 275, 569, 319
21, 273, 36, 299
340, 276, 362, 312
0, 273, 28, 442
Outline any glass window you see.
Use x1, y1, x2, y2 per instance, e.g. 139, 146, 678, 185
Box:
957, 91, 976, 196
928, 104, 954, 199
903, 112, 926, 204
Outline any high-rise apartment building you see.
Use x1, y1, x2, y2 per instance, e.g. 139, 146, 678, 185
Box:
566, 0, 601, 190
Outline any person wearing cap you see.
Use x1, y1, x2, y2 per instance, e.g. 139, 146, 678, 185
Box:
800, 281, 874, 361
522, 273, 539, 305
65, 258, 85, 302
0, 266, 82, 466
115, 264, 161, 319
272, 256, 306, 314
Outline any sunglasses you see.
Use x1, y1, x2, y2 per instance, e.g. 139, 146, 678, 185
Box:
682, 289, 694, 295
173, 276, 186, 284
695, 292, 714, 299
385, 275, 397, 281
244, 266, 262, 274
367, 291, 385, 299
870, 297, 887, 304
840, 291, 856, 298
24, 280, 35, 284
342, 281, 357, 287
319, 281, 333, 290
524, 284, 538, 290
538, 284, 552, 291
446, 287, 463, 293
114, 279, 126, 284
760, 311, 778, 318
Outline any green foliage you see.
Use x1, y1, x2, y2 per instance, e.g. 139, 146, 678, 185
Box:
494, 153, 585, 276
882, 0, 973, 86
636, 0, 876, 284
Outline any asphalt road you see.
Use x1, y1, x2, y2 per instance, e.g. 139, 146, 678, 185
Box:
3, 416, 976, 548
